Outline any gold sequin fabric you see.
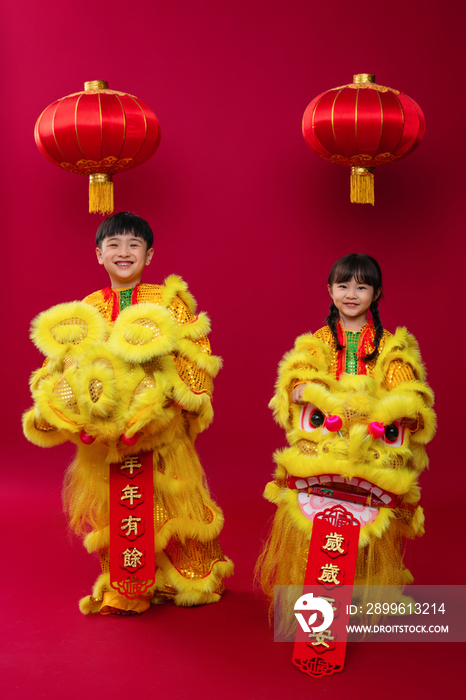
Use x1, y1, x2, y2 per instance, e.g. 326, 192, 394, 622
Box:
127, 318, 163, 344
83, 284, 214, 397
89, 379, 103, 403
34, 416, 57, 432
385, 359, 416, 389
297, 439, 318, 455
173, 355, 213, 396
83, 289, 114, 324
154, 501, 170, 531
129, 376, 157, 406
166, 295, 196, 325
191, 335, 212, 355
52, 375, 79, 413
99, 548, 110, 573
51, 317, 88, 344
135, 284, 163, 306
164, 536, 227, 580
313, 325, 392, 378
140, 357, 163, 375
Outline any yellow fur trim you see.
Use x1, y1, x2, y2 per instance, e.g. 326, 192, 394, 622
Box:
107, 303, 178, 363
374, 328, 426, 383
22, 408, 68, 447
176, 312, 210, 339
162, 274, 197, 313
30, 302, 108, 362
160, 357, 213, 426
155, 550, 233, 604
176, 338, 222, 375
84, 527, 109, 553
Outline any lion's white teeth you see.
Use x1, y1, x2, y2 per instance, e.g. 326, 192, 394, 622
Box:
332, 475, 345, 483
295, 479, 307, 489
371, 486, 383, 497
296, 493, 379, 527
380, 494, 392, 504
359, 480, 372, 490
307, 477, 318, 486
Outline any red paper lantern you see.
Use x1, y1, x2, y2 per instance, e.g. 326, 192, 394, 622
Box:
35, 80, 161, 214
302, 74, 425, 205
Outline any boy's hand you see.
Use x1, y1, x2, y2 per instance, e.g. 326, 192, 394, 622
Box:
291, 384, 307, 404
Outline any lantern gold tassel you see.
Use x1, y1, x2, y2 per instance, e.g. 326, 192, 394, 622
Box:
350, 167, 375, 205
89, 174, 114, 215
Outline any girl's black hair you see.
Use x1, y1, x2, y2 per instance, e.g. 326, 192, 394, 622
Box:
95, 212, 154, 250
326, 253, 383, 363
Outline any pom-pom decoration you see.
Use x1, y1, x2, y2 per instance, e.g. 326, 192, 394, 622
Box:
323, 414, 343, 432
302, 74, 425, 205
368, 421, 385, 439
34, 80, 161, 214
80, 430, 96, 445
121, 433, 139, 447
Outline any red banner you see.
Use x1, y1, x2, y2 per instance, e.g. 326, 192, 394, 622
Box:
292, 504, 360, 677
109, 452, 156, 599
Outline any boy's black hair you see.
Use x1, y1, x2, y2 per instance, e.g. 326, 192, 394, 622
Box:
95, 212, 154, 249
326, 253, 383, 363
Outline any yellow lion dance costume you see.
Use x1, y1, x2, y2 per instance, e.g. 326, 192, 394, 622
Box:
257, 328, 436, 615
23, 276, 233, 614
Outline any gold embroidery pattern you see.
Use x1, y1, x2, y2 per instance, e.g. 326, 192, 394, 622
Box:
325, 153, 400, 167
61, 156, 133, 176
173, 355, 213, 396
164, 535, 226, 580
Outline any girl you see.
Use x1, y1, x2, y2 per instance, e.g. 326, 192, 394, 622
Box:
291, 253, 409, 401
256, 253, 436, 620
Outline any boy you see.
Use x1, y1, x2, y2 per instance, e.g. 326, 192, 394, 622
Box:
24, 212, 233, 615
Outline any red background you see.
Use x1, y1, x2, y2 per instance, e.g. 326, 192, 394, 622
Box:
2, 0, 464, 697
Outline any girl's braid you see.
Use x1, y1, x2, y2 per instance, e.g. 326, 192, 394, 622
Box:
326, 302, 343, 351
363, 299, 383, 362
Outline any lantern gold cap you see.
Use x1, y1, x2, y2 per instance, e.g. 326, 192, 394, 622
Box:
84, 80, 109, 91
353, 74, 375, 84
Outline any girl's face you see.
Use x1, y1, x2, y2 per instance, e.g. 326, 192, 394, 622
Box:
328, 276, 380, 326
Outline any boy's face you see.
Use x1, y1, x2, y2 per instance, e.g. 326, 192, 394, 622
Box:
96, 232, 154, 289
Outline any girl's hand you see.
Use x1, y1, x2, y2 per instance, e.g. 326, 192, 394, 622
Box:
291, 384, 307, 404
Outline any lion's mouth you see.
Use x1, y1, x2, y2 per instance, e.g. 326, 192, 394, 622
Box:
287, 473, 400, 527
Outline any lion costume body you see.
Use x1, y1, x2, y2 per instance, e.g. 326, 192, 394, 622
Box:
23, 276, 233, 614
257, 324, 435, 611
